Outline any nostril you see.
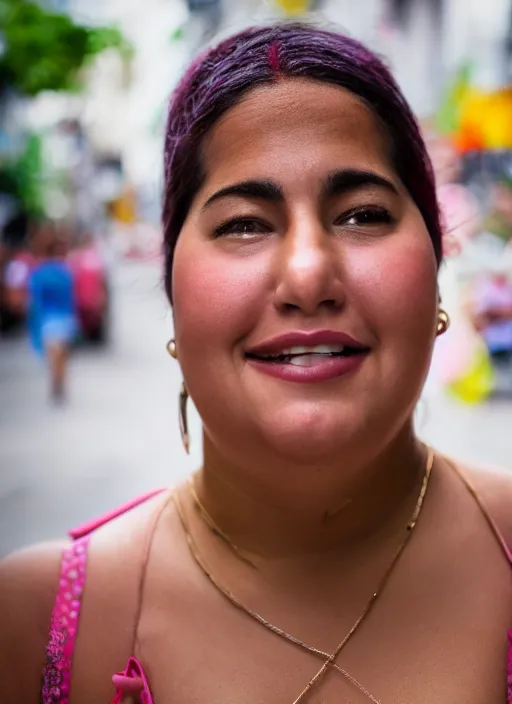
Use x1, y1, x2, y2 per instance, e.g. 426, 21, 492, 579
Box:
283, 302, 301, 312
322, 299, 339, 310
281, 298, 340, 315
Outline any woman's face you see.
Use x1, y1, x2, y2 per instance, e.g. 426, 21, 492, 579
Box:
172, 79, 438, 464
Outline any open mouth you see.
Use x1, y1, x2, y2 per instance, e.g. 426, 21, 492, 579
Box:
246, 344, 368, 367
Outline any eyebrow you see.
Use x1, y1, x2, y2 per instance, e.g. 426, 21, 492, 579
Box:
202, 179, 284, 210
323, 169, 399, 198
201, 168, 398, 211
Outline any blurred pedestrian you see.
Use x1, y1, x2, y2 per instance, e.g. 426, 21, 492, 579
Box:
68, 233, 109, 343
471, 260, 512, 364
1, 245, 34, 332
28, 226, 77, 402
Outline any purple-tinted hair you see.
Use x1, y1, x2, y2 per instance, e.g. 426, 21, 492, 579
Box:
163, 22, 443, 296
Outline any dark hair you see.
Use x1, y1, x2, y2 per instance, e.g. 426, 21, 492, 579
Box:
163, 22, 443, 296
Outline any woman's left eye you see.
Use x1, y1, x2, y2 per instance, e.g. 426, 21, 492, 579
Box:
337, 207, 394, 228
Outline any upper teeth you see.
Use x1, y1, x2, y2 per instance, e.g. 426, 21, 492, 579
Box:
266, 345, 344, 357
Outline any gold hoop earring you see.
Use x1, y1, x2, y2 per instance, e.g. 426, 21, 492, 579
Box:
436, 309, 450, 336
166, 339, 177, 359
166, 339, 189, 452
179, 382, 190, 454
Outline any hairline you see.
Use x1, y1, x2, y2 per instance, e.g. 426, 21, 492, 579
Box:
186, 76, 411, 225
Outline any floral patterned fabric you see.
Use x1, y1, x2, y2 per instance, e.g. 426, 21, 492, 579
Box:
41, 536, 89, 704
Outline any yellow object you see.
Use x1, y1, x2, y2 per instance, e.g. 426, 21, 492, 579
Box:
274, 0, 311, 16
447, 345, 495, 404
458, 87, 512, 151
110, 186, 137, 224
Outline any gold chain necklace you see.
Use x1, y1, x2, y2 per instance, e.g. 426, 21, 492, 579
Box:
174, 446, 434, 703
188, 478, 259, 568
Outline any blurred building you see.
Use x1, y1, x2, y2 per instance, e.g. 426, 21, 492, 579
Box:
15, 0, 512, 231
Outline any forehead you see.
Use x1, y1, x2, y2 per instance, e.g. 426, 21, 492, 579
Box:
202, 79, 396, 187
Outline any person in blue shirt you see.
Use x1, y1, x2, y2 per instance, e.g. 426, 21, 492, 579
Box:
28, 230, 77, 402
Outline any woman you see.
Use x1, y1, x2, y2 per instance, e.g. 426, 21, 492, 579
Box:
2, 22, 512, 704
27, 228, 77, 402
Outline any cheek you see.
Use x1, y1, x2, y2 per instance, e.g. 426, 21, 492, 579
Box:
172, 239, 269, 350
349, 232, 438, 342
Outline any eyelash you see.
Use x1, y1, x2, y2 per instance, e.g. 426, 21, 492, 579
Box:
213, 206, 394, 238
213, 217, 271, 238
336, 206, 394, 228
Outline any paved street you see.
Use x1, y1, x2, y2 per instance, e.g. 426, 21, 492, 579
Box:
1, 260, 512, 556
0, 260, 199, 556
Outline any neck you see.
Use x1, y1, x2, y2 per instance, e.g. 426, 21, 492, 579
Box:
195, 426, 428, 559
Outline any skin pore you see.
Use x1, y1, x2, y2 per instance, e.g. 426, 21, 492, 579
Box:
171, 78, 439, 560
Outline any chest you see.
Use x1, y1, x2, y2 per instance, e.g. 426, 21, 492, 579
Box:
138, 551, 512, 704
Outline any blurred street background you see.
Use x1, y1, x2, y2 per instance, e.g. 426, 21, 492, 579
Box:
2, 0, 512, 556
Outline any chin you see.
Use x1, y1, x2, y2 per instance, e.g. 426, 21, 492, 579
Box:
260, 406, 364, 464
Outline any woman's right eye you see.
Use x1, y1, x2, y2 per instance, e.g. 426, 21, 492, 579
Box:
213, 217, 273, 238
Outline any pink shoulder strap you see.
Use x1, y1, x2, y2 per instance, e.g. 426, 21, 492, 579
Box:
508, 632, 512, 704
447, 459, 512, 701
41, 535, 90, 704
41, 490, 164, 704
69, 489, 164, 540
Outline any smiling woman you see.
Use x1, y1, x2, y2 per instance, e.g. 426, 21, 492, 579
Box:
171, 72, 439, 462
2, 21, 512, 704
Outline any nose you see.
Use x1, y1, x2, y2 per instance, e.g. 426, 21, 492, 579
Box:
273, 215, 345, 317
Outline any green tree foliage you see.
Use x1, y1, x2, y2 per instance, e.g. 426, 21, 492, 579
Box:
16, 133, 44, 216
0, 0, 131, 96
0, 134, 44, 217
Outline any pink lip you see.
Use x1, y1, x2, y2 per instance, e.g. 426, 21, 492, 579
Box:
246, 329, 369, 357
246, 353, 366, 383
245, 329, 370, 384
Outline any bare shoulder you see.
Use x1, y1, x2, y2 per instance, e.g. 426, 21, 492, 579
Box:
69, 489, 175, 702
0, 489, 174, 703
0, 540, 68, 702
452, 459, 512, 546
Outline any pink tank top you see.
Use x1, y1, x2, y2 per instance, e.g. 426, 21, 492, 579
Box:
41, 490, 163, 704
41, 487, 512, 704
